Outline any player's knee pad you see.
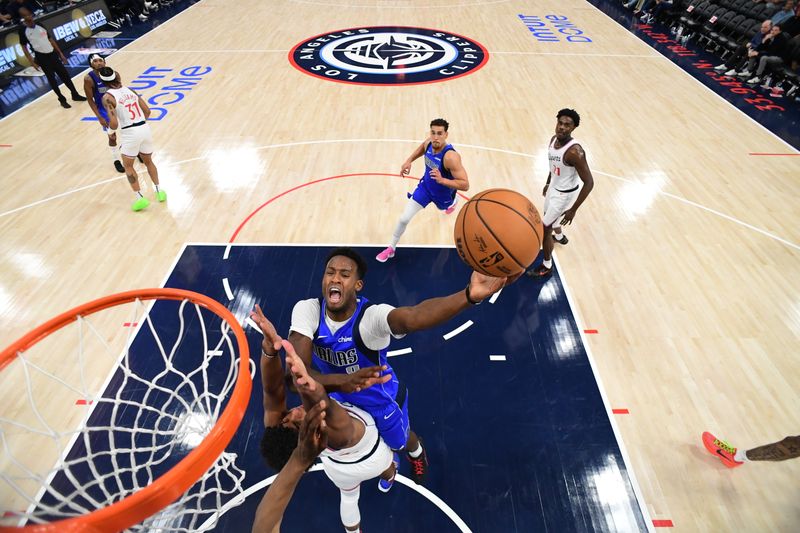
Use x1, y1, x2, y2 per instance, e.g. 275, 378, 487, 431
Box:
339, 485, 361, 528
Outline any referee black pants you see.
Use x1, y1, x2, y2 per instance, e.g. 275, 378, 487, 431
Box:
34, 51, 79, 102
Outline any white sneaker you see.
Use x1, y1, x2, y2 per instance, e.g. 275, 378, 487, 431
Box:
737, 70, 751, 77
746, 76, 761, 84
138, 13, 148, 21
724, 69, 737, 76
713, 64, 727, 71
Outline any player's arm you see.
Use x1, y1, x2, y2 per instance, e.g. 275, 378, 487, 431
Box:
283, 340, 355, 449
83, 76, 106, 125
560, 144, 594, 225
543, 135, 556, 196
387, 271, 518, 335
137, 94, 151, 119
251, 401, 328, 533
287, 330, 389, 394
438, 151, 469, 191
401, 140, 430, 176
251, 305, 288, 427
103, 94, 119, 130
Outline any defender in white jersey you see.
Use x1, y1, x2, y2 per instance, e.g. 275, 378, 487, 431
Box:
100, 67, 167, 212
527, 109, 595, 278
252, 309, 396, 533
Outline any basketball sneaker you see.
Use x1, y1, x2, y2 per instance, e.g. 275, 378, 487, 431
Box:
156, 190, 167, 202
131, 196, 150, 212
525, 264, 552, 278
702, 431, 743, 468
114, 160, 125, 173
406, 442, 428, 485
376, 246, 395, 263
378, 453, 400, 493
445, 198, 458, 215
553, 234, 569, 245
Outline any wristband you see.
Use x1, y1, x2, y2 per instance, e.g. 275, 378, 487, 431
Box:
465, 284, 482, 305
262, 348, 277, 359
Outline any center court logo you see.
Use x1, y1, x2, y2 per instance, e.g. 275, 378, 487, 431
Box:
289, 26, 489, 85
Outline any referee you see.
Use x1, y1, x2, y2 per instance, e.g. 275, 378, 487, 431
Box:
18, 7, 86, 108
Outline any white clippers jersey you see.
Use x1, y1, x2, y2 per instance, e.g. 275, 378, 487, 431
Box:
106, 86, 145, 129
547, 137, 581, 191
320, 402, 379, 463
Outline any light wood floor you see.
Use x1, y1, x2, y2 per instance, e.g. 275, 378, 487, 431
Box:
1, 0, 798, 530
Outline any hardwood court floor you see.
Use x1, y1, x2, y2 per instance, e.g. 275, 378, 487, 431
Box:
0, 0, 798, 531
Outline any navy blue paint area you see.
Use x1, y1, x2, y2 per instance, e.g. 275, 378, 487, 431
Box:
0, 0, 200, 117
586, 0, 800, 149
161, 245, 647, 533
41, 245, 646, 531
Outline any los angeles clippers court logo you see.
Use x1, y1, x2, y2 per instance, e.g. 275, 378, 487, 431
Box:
289, 26, 489, 85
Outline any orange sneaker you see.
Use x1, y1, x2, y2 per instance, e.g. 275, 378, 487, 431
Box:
702, 431, 743, 468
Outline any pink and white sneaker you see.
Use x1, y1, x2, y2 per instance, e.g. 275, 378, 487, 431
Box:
444, 198, 458, 215
376, 246, 395, 262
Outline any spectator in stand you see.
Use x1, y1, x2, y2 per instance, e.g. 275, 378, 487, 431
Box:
6, 0, 40, 20
638, 0, 674, 24
746, 23, 791, 84
772, 0, 796, 26
714, 19, 772, 77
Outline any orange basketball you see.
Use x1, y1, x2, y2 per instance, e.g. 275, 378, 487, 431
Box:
453, 189, 543, 276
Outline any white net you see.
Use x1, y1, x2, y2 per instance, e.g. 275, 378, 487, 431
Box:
0, 295, 251, 531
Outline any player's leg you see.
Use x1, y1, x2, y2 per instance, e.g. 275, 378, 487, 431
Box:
376, 193, 427, 262
375, 387, 429, 484
527, 191, 559, 278
101, 108, 123, 173
339, 485, 361, 533
745, 435, 800, 462
120, 131, 149, 211
138, 127, 166, 202
553, 189, 579, 246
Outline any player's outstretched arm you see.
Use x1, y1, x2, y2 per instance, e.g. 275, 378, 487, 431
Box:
560, 145, 594, 225
283, 340, 355, 449
251, 401, 328, 533
387, 271, 520, 335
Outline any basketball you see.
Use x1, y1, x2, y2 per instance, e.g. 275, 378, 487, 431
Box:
453, 188, 543, 277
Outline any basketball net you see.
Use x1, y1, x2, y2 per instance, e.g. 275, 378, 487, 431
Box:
0, 289, 252, 532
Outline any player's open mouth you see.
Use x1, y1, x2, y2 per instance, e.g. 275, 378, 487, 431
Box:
328, 286, 342, 304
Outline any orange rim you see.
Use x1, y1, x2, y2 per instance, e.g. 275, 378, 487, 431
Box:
0, 288, 252, 533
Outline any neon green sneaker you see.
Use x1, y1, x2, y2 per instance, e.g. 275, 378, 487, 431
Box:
131, 196, 150, 212
156, 190, 167, 202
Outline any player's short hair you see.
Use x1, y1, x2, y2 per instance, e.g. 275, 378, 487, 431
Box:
326, 247, 368, 279
260, 426, 299, 472
557, 109, 580, 127
430, 118, 449, 131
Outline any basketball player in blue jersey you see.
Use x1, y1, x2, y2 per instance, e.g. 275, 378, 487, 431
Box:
83, 54, 124, 173
527, 109, 595, 278
376, 118, 469, 262
252, 247, 515, 487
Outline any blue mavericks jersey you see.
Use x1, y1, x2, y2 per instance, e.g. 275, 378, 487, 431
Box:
419, 142, 456, 204
89, 70, 109, 121
312, 296, 398, 410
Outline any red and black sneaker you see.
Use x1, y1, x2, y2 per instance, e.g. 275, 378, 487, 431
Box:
525, 264, 552, 278
406, 442, 429, 485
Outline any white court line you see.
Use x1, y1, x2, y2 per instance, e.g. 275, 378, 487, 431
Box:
3, 139, 796, 252
492, 51, 660, 58
245, 317, 261, 334
207, 350, 223, 356
489, 288, 502, 304
489, 354, 506, 361
196, 464, 472, 532
222, 278, 234, 301
223, 244, 232, 260
119, 50, 659, 59
554, 253, 655, 533
387, 347, 413, 357
443, 320, 473, 340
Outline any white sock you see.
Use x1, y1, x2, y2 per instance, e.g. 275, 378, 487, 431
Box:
408, 443, 423, 458
734, 449, 748, 462
543, 259, 553, 269
110, 145, 120, 161
135, 191, 143, 198
554, 233, 564, 242
154, 184, 160, 193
